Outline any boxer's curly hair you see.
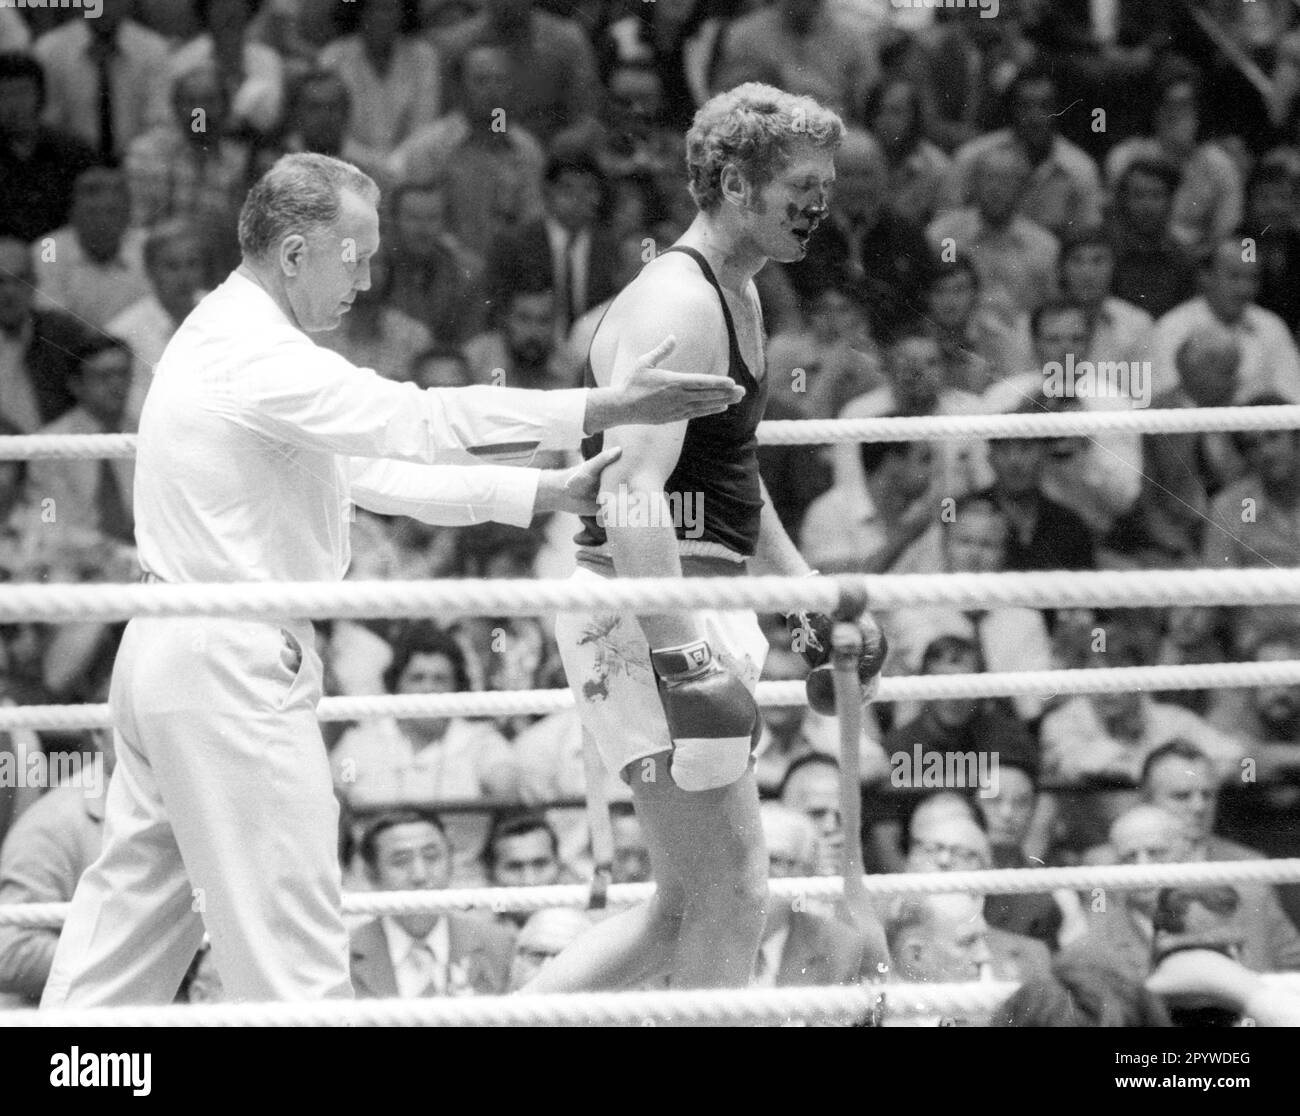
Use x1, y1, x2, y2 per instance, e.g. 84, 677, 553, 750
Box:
238, 153, 379, 262
685, 83, 844, 214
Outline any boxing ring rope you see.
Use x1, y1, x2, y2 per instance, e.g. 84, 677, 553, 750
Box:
6, 403, 1300, 460
4, 567, 1300, 622
3, 660, 1300, 732
5, 860, 1300, 930
7, 975, 1300, 1027
0, 983, 1006, 1027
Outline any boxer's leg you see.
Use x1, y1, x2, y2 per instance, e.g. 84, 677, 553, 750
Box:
530, 590, 767, 991
630, 757, 767, 988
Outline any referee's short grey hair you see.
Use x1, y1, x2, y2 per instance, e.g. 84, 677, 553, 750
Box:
237, 153, 379, 262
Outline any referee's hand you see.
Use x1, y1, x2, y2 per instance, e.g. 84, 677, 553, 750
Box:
583, 336, 743, 433
535, 447, 623, 516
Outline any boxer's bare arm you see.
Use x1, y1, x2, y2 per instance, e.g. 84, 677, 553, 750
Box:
596, 280, 724, 648
751, 476, 816, 579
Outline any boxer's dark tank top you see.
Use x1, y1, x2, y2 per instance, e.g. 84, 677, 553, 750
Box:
575, 245, 768, 557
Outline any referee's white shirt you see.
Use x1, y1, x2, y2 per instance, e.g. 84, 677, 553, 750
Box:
134, 271, 588, 583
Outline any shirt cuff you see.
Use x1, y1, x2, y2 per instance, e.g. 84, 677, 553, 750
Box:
492, 467, 541, 528
541, 390, 591, 450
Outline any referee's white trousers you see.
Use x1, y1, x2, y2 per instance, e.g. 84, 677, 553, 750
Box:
41, 617, 353, 1006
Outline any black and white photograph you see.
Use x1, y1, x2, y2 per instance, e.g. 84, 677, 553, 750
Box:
0, 0, 1296, 1096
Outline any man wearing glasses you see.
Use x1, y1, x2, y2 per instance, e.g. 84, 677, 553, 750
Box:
903, 793, 1052, 984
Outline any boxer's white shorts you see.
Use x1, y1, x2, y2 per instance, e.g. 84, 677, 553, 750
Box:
554, 566, 768, 785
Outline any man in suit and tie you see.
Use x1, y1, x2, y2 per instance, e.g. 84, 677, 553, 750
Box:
0, 237, 96, 436
884, 891, 995, 1026
1060, 804, 1300, 982
752, 804, 888, 988
903, 799, 1054, 984
349, 810, 515, 998
483, 149, 620, 348
26, 335, 136, 556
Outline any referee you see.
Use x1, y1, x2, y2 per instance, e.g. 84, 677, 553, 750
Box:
40, 153, 740, 1007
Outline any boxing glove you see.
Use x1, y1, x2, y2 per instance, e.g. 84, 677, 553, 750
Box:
787, 608, 889, 716
650, 639, 761, 791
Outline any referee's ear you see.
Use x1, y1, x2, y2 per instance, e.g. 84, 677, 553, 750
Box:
280, 234, 308, 276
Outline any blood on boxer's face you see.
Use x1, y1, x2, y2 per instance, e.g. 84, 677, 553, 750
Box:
740, 142, 835, 264
285, 187, 380, 333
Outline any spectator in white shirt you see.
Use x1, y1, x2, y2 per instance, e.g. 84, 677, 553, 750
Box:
32, 2, 170, 161
333, 623, 521, 885
885, 494, 1053, 720
982, 301, 1143, 536
799, 424, 935, 574
169, 0, 286, 138
124, 61, 251, 260
1058, 226, 1154, 368
1041, 623, 1245, 789
834, 331, 985, 511
390, 43, 545, 259
40, 151, 739, 1009
513, 703, 631, 872
34, 166, 151, 332
1103, 58, 1244, 255
278, 68, 392, 192
1150, 235, 1300, 402
921, 255, 1032, 397
105, 219, 207, 430
318, 0, 442, 157
942, 65, 1104, 240
929, 144, 1060, 318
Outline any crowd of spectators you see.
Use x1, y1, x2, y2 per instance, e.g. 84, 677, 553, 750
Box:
1, 0, 1300, 1019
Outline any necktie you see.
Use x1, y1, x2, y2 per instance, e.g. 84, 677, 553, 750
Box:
1194, 434, 1228, 502
409, 940, 443, 997
558, 232, 575, 334
96, 458, 134, 544
95, 48, 115, 161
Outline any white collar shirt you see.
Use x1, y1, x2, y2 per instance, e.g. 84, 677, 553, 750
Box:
382, 916, 451, 998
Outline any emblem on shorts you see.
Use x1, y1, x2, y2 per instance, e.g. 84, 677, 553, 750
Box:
576, 615, 651, 702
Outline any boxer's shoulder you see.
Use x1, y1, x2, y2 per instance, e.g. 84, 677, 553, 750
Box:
589, 259, 730, 381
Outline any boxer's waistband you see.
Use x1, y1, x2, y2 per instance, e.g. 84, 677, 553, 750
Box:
579, 539, 746, 566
